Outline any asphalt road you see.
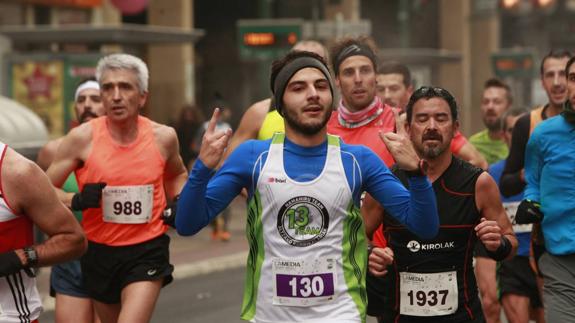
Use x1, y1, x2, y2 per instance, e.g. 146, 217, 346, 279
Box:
39, 265, 381, 323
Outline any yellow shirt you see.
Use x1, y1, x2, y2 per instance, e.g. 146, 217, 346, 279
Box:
257, 110, 285, 140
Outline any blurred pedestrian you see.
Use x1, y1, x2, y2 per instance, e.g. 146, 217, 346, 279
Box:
37, 77, 105, 323
173, 104, 204, 169
470, 78, 513, 323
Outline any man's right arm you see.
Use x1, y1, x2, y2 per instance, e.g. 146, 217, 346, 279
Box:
361, 148, 439, 240
500, 114, 530, 197
3, 148, 86, 270
176, 142, 253, 235
36, 139, 61, 171
46, 125, 91, 208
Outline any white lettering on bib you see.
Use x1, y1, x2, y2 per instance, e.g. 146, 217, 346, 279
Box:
102, 185, 153, 224
399, 271, 458, 316
272, 257, 336, 307
504, 201, 532, 233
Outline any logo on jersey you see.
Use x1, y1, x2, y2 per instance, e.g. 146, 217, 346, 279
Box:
268, 177, 287, 183
407, 240, 421, 252
407, 240, 455, 252
277, 196, 329, 247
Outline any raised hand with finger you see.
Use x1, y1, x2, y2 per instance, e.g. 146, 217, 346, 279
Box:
198, 108, 233, 169
379, 130, 425, 175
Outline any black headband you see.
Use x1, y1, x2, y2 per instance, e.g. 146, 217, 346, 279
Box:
271, 56, 334, 116
334, 44, 377, 75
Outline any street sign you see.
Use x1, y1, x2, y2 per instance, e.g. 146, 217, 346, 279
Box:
491, 51, 535, 78
237, 19, 303, 61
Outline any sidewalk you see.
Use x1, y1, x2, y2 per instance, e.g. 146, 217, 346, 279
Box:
37, 196, 249, 312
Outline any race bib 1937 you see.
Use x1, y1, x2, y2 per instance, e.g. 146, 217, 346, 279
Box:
102, 185, 153, 224
399, 271, 458, 316
272, 257, 336, 307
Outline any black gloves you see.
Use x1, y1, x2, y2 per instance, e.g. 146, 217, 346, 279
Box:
71, 182, 107, 211
162, 195, 179, 228
0, 250, 34, 278
515, 199, 544, 224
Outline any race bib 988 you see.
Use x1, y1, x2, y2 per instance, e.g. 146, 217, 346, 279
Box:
103, 185, 153, 224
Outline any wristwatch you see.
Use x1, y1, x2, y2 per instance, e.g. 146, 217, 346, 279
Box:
23, 247, 38, 268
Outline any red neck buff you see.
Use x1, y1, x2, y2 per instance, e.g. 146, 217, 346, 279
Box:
337, 96, 384, 128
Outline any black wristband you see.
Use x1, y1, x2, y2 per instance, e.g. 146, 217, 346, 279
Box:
0, 251, 24, 278
485, 235, 512, 261
405, 160, 426, 177
71, 193, 83, 211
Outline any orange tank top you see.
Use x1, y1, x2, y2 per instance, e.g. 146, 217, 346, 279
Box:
76, 116, 167, 246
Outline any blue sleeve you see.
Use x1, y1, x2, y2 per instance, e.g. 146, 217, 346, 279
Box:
176, 142, 257, 236
360, 149, 439, 239
524, 132, 542, 202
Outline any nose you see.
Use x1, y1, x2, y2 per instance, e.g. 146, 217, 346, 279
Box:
353, 70, 362, 83
308, 86, 320, 101
427, 117, 438, 130
553, 73, 561, 86
383, 88, 392, 99
112, 87, 121, 101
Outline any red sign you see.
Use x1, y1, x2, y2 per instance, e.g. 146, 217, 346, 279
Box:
23, 65, 55, 100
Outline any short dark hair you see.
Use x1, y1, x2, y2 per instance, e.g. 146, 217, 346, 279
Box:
540, 49, 572, 76
330, 36, 378, 76
500, 107, 527, 132
406, 86, 458, 124
378, 61, 411, 88
483, 78, 513, 105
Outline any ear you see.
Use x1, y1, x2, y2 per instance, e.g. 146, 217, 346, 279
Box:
139, 91, 149, 109
453, 119, 460, 133
407, 85, 414, 97
335, 77, 341, 89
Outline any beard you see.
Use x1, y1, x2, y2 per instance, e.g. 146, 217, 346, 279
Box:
484, 116, 502, 132
416, 130, 450, 159
283, 105, 332, 136
79, 111, 99, 124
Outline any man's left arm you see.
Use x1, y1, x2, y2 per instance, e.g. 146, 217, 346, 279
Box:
159, 125, 189, 200
474, 172, 517, 260
1, 149, 86, 276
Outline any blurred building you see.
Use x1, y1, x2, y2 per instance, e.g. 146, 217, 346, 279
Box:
0, 0, 572, 139
0, 0, 203, 139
